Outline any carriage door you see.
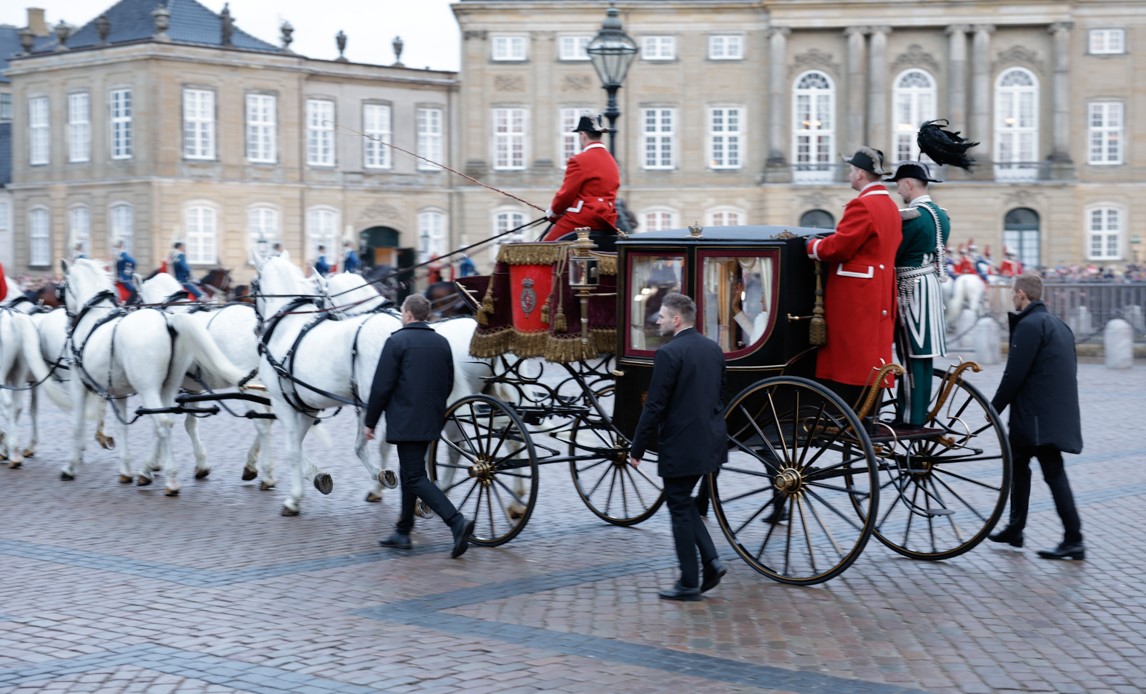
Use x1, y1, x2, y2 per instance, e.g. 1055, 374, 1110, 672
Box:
1003, 208, 1040, 269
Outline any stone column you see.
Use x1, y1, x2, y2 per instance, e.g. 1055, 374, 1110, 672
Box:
766, 26, 791, 174
844, 26, 868, 150
867, 26, 890, 153
1048, 22, 1075, 177
945, 25, 969, 132
969, 24, 994, 178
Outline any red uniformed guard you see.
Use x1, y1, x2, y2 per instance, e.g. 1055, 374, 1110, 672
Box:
541, 115, 620, 242
998, 247, 1023, 277
806, 147, 902, 403
0, 263, 8, 303
953, 244, 976, 275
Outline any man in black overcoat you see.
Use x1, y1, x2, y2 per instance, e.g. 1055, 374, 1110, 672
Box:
988, 273, 1085, 560
364, 294, 475, 557
629, 293, 728, 600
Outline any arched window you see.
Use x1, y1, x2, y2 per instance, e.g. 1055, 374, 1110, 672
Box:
640, 207, 679, 232
706, 207, 745, 227
892, 69, 936, 163
109, 203, 134, 253
799, 209, 835, 229
995, 68, 1039, 181
1003, 208, 1040, 269
418, 208, 448, 263
68, 205, 91, 257
306, 206, 340, 263
490, 207, 527, 263
248, 205, 279, 265
184, 204, 219, 264
1085, 204, 1124, 261
28, 207, 50, 267
791, 71, 835, 184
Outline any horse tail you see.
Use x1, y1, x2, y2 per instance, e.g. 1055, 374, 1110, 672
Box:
168, 313, 248, 386
14, 312, 71, 410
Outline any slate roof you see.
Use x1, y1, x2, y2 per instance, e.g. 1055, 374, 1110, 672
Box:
24, 0, 283, 55
0, 25, 21, 83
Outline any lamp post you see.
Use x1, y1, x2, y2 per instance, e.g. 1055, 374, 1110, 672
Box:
586, 1, 638, 156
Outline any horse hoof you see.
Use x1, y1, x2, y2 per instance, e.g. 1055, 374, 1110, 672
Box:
259, 481, 276, 491
314, 473, 334, 495
380, 470, 399, 489
60, 471, 74, 481
365, 491, 382, 503
194, 468, 210, 480
22, 449, 34, 458
165, 487, 180, 497
118, 474, 133, 484
8, 460, 23, 470
281, 505, 299, 517
414, 500, 432, 519
508, 503, 527, 520
136, 475, 153, 487
241, 468, 258, 481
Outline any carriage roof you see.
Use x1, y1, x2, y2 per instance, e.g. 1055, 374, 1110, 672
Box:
617, 225, 824, 247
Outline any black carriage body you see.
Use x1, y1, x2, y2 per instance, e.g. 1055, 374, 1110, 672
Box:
612, 226, 824, 442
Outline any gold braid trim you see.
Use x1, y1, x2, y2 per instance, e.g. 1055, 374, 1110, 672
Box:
593, 252, 618, 276
469, 327, 617, 362
542, 330, 617, 363
496, 242, 570, 266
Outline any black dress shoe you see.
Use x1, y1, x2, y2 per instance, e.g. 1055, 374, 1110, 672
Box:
987, 525, 1024, 547
701, 559, 727, 594
658, 582, 701, 601
450, 515, 475, 558
1037, 542, 1085, 560
379, 531, 412, 549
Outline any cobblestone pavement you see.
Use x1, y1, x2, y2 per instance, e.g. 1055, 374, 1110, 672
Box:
0, 357, 1143, 693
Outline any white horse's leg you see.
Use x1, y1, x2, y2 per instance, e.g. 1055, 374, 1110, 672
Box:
184, 413, 211, 480
279, 410, 309, 515
63, 379, 88, 480
108, 399, 135, 484
254, 415, 276, 490
6, 390, 27, 468
25, 385, 38, 459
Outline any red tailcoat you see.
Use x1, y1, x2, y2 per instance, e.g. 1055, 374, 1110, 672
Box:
954, 256, 976, 275
542, 142, 620, 241
998, 258, 1023, 277
806, 184, 902, 387
0, 263, 7, 303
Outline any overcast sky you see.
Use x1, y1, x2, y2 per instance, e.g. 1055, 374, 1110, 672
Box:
1, 0, 461, 71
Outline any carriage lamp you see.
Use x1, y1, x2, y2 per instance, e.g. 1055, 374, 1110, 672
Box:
569, 230, 600, 291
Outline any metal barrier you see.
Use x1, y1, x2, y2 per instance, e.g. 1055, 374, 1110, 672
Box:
983, 281, 1146, 343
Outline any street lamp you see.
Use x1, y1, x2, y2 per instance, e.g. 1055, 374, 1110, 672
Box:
586, 1, 638, 156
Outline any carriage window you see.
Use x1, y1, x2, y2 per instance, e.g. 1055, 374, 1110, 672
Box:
701, 254, 776, 353
628, 253, 684, 352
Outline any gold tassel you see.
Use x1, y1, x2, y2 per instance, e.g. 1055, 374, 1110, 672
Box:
541, 299, 550, 324
477, 290, 495, 326
554, 307, 567, 332
809, 261, 827, 346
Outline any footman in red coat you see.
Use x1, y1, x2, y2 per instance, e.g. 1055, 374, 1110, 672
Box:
542, 115, 620, 242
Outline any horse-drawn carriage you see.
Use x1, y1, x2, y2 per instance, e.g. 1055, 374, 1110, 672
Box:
440, 225, 1012, 585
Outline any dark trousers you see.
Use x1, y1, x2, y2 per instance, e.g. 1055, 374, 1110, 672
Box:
395, 441, 459, 533
664, 474, 719, 589
1008, 442, 1083, 543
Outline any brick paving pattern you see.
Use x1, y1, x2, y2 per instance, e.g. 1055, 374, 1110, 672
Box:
0, 359, 1142, 693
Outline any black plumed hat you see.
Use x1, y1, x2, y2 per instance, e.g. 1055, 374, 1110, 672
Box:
917, 119, 979, 171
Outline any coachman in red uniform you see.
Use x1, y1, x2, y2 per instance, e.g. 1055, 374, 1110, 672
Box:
806, 147, 902, 399
542, 115, 620, 242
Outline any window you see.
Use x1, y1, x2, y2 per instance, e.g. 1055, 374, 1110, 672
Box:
641, 36, 676, 61
0, 201, 9, 244
559, 107, 594, 164
183, 89, 215, 160
0, 93, 12, 122
701, 253, 777, 352
1088, 101, 1123, 165
492, 107, 527, 170
306, 207, 339, 261
1089, 29, 1125, 55
110, 203, 134, 252
641, 108, 675, 170
110, 89, 133, 159
490, 208, 527, 263
892, 69, 936, 163
1003, 208, 1040, 270
306, 99, 335, 166
184, 205, 218, 264
362, 103, 392, 169
994, 68, 1038, 182
707, 208, 744, 227
558, 35, 591, 61
799, 209, 835, 229
640, 207, 678, 231
627, 253, 684, 353
792, 71, 835, 183
248, 205, 279, 264
709, 35, 743, 60
492, 36, 527, 61
246, 93, 277, 164
417, 107, 443, 171
28, 96, 49, 165
1086, 205, 1122, 261
68, 93, 90, 163
418, 209, 448, 263
708, 106, 743, 169
69, 206, 91, 257
29, 208, 51, 266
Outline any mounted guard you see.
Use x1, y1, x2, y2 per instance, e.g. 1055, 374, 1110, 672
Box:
171, 241, 203, 300
114, 240, 139, 305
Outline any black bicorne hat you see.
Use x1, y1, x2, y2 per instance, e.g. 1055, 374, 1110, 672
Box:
572, 114, 612, 134
886, 161, 942, 183
842, 146, 890, 176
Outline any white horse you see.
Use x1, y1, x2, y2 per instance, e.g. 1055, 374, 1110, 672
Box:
943, 273, 987, 329
61, 259, 247, 494
138, 272, 274, 487
0, 303, 70, 468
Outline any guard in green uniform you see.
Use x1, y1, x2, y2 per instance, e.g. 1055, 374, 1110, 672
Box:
887, 161, 951, 426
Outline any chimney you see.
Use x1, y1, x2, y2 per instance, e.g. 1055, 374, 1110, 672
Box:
27, 8, 50, 36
